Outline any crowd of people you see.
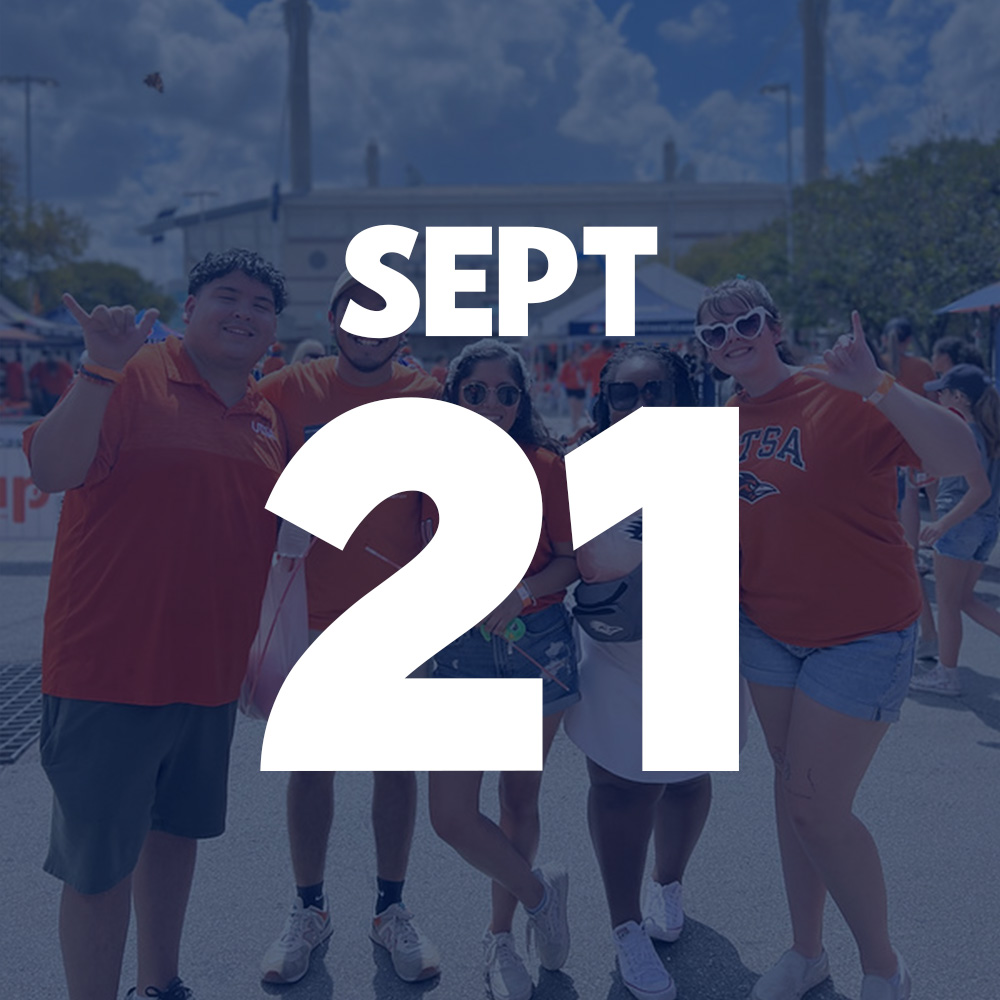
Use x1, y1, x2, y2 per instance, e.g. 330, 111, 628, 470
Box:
22, 249, 998, 1000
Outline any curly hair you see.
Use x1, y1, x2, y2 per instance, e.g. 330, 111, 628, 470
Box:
589, 342, 697, 435
443, 340, 563, 454
187, 249, 288, 315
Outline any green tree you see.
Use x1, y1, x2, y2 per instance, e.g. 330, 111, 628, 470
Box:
1, 145, 89, 302
34, 260, 176, 323
1, 144, 175, 322
677, 137, 1000, 351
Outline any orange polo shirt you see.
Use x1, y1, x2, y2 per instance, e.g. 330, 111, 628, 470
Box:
733, 372, 922, 646
259, 360, 442, 629
24, 336, 286, 706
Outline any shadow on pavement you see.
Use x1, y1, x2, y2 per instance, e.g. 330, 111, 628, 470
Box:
600, 918, 853, 1000
908, 666, 1000, 734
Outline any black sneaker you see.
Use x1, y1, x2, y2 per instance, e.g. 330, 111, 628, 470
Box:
125, 977, 194, 999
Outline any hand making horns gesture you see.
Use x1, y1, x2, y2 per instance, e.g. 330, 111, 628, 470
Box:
802, 310, 884, 398
63, 293, 159, 373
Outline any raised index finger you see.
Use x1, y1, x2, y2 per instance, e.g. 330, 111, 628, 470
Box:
62, 293, 91, 326
850, 310, 865, 342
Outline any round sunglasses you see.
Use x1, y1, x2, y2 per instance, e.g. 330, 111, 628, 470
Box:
461, 381, 522, 407
694, 305, 771, 351
607, 379, 671, 411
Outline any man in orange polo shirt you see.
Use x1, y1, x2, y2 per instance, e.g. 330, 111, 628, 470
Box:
25, 249, 288, 1000
256, 270, 443, 987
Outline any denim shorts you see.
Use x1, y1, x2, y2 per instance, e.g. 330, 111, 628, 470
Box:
934, 512, 999, 563
432, 602, 580, 716
738, 608, 916, 723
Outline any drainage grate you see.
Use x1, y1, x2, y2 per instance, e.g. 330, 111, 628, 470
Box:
0, 661, 42, 764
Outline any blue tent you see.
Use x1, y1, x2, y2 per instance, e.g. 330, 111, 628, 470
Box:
935, 280, 1000, 383
568, 279, 696, 338
934, 281, 1000, 314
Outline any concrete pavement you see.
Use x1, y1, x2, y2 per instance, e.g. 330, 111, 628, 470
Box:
2, 539, 999, 999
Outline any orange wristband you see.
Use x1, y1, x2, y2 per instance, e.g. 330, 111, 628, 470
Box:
863, 372, 895, 405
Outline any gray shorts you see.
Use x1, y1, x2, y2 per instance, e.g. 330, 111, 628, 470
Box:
40, 696, 238, 894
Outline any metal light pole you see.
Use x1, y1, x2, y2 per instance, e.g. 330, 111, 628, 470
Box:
182, 190, 220, 258
761, 83, 794, 269
0, 74, 59, 225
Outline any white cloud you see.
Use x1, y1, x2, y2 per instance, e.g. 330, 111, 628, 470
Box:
921, 0, 1000, 140
657, 2, 732, 46
557, 3, 679, 179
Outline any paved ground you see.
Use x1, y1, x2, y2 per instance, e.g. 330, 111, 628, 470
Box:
2, 533, 999, 1000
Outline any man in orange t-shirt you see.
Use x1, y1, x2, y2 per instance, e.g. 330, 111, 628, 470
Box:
24, 249, 288, 1000
256, 271, 443, 987
29, 350, 74, 413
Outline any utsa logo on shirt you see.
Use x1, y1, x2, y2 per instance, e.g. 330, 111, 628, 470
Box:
740, 425, 805, 470
739, 424, 805, 504
740, 471, 780, 504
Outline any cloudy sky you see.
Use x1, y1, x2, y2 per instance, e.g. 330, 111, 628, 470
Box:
1, 0, 997, 285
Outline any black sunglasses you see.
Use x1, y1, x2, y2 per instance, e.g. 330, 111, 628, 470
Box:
607, 380, 670, 411
461, 381, 522, 407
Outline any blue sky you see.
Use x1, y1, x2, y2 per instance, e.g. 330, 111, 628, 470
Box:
1, 0, 996, 282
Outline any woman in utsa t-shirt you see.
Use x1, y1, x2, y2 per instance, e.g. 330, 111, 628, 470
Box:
428, 340, 579, 1000
563, 343, 718, 1000
698, 277, 989, 1000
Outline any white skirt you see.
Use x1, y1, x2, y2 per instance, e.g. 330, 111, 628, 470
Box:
563, 629, 706, 785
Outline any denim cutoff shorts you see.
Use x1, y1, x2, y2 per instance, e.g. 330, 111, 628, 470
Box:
934, 512, 999, 563
739, 607, 916, 723
432, 602, 580, 715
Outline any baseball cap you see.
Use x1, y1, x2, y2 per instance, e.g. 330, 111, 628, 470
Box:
329, 269, 361, 314
923, 363, 992, 404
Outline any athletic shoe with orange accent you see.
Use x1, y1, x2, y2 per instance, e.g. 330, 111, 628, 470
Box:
369, 903, 442, 982
260, 897, 332, 984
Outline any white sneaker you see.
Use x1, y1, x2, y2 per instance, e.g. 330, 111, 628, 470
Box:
860, 949, 912, 1000
483, 928, 533, 1000
909, 662, 961, 696
613, 921, 677, 1000
641, 879, 684, 943
751, 948, 830, 1000
369, 902, 441, 982
260, 897, 332, 984
525, 865, 570, 971
915, 636, 938, 660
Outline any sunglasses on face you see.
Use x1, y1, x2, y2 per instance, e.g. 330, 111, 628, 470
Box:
461, 381, 522, 407
694, 305, 771, 351
607, 380, 670, 411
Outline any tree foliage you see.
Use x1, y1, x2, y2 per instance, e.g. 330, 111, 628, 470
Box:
33, 260, 177, 323
677, 138, 1000, 351
1, 144, 174, 322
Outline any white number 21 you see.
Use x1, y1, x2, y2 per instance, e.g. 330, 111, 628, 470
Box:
261, 398, 736, 773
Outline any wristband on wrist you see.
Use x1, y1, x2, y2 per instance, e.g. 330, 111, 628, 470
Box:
78, 365, 122, 387
78, 352, 126, 385
516, 580, 536, 609
863, 371, 895, 405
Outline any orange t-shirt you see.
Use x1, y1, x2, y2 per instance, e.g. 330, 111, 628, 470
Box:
262, 355, 286, 375
580, 347, 612, 395
4, 360, 26, 401
31, 359, 74, 396
734, 372, 922, 646
558, 359, 585, 391
521, 445, 574, 613
895, 354, 935, 397
259, 360, 442, 629
24, 337, 286, 706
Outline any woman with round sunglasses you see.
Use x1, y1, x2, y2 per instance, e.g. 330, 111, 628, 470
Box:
698, 277, 989, 1000
428, 340, 580, 1000
563, 343, 723, 1000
